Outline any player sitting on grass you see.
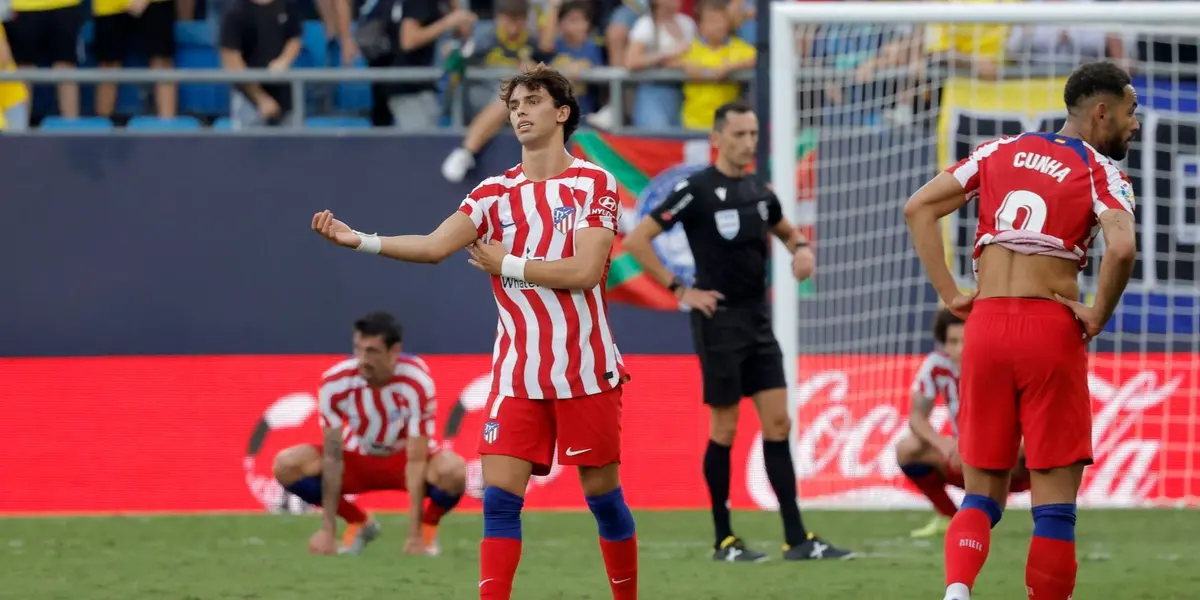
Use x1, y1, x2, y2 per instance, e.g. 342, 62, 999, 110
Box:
272, 312, 468, 556
896, 308, 1030, 539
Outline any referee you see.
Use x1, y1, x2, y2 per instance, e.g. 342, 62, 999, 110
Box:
624, 101, 853, 562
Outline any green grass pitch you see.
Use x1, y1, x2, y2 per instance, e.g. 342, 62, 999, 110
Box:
3, 509, 1199, 599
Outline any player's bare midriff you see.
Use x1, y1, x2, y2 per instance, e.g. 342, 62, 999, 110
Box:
976, 245, 1080, 301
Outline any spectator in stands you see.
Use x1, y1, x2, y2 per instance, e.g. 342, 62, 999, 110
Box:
0, 22, 28, 131
1005, 0, 1128, 74
924, 0, 1010, 81
318, 0, 357, 66
361, 0, 475, 129
219, 0, 302, 128
3, 0, 84, 118
603, 0, 645, 70
93, 0, 178, 120
441, 0, 552, 182
625, 0, 695, 129
538, 0, 604, 117
679, 0, 752, 131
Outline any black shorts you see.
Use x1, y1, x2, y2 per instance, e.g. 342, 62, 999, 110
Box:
93, 0, 176, 63
690, 303, 787, 407
4, 4, 85, 66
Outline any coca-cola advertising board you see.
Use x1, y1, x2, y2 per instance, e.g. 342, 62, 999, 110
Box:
0, 354, 1194, 514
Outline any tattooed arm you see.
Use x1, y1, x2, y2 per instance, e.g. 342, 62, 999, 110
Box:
320, 426, 344, 535
908, 389, 954, 458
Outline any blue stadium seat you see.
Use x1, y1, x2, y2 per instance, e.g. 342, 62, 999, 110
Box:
211, 117, 233, 130
335, 56, 372, 113
305, 116, 372, 128
175, 21, 229, 116
40, 116, 114, 130
298, 21, 331, 68
127, 116, 203, 130
175, 20, 218, 48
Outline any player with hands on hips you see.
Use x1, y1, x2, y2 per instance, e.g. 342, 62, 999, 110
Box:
905, 61, 1139, 600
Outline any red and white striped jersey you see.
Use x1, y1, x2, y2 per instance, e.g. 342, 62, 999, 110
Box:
911, 351, 962, 436
456, 155, 626, 400
317, 354, 437, 456
946, 132, 1136, 273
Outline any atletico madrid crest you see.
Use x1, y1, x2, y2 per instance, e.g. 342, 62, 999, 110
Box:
483, 421, 500, 444
553, 206, 576, 234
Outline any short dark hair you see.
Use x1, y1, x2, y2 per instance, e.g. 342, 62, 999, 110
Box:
495, 0, 529, 18
932, 308, 964, 345
500, 63, 582, 142
1064, 61, 1132, 111
354, 311, 402, 347
713, 100, 754, 131
558, 0, 591, 21
698, 0, 731, 13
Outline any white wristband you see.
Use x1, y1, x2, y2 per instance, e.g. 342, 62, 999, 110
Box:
501, 255, 528, 280
353, 231, 382, 255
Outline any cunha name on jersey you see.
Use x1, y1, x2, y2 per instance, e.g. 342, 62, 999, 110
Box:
1011, 151, 1071, 183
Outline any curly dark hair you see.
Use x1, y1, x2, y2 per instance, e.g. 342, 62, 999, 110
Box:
932, 307, 964, 346
1064, 61, 1132, 111
499, 63, 582, 143
354, 311, 402, 347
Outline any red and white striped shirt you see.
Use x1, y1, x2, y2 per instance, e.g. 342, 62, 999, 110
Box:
911, 351, 961, 436
946, 132, 1136, 273
317, 354, 437, 456
456, 155, 626, 400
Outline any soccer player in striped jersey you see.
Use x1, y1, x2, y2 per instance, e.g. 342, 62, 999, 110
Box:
273, 312, 467, 556
896, 308, 1030, 539
312, 65, 636, 600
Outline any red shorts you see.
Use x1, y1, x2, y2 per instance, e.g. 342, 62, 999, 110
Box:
478, 386, 623, 476
959, 298, 1093, 471
315, 446, 437, 494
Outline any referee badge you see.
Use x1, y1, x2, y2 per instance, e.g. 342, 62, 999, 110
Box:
714, 209, 740, 240
757, 201, 768, 222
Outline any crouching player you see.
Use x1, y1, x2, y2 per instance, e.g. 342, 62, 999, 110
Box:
895, 308, 1030, 538
273, 312, 467, 555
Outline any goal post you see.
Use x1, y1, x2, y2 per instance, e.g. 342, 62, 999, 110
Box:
763, 2, 1200, 508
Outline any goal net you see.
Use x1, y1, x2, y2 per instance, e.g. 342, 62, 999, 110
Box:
759, 1, 1200, 510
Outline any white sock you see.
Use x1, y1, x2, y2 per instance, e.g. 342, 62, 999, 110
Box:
942, 582, 970, 600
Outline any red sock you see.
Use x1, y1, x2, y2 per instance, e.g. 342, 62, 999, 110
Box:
912, 473, 958, 517
599, 536, 638, 599
1026, 536, 1077, 600
337, 497, 367, 524
422, 499, 450, 526
944, 507, 993, 589
479, 538, 522, 599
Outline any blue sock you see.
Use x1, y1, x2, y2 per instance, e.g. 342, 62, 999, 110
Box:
482, 486, 523, 541
961, 493, 1004, 528
283, 476, 322, 506
586, 486, 637, 542
900, 463, 934, 479
426, 484, 462, 510
1032, 503, 1077, 542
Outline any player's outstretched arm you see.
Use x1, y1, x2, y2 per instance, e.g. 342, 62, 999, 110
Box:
403, 435, 430, 555
467, 227, 616, 290
311, 210, 478, 264
318, 427, 344, 537
1056, 209, 1137, 340
904, 172, 972, 312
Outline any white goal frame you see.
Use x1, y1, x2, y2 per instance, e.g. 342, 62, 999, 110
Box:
767, 1, 1200, 418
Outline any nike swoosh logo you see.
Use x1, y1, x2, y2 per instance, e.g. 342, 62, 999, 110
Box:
611, 578, 632, 584
479, 579, 493, 588
564, 447, 591, 456
499, 221, 516, 228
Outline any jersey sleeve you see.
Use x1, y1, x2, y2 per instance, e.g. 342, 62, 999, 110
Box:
649, 177, 698, 230
578, 168, 620, 232
945, 137, 1010, 194
317, 380, 344, 429
765, 188, 784, 227
457, 179, 504, 240
909, 355, 938, 400
1090, 158, 1136, 217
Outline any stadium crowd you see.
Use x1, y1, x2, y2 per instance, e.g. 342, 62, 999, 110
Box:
0, 0, 1192, 144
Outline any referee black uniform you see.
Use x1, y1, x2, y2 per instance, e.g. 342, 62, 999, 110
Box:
634, 102, 852, 563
